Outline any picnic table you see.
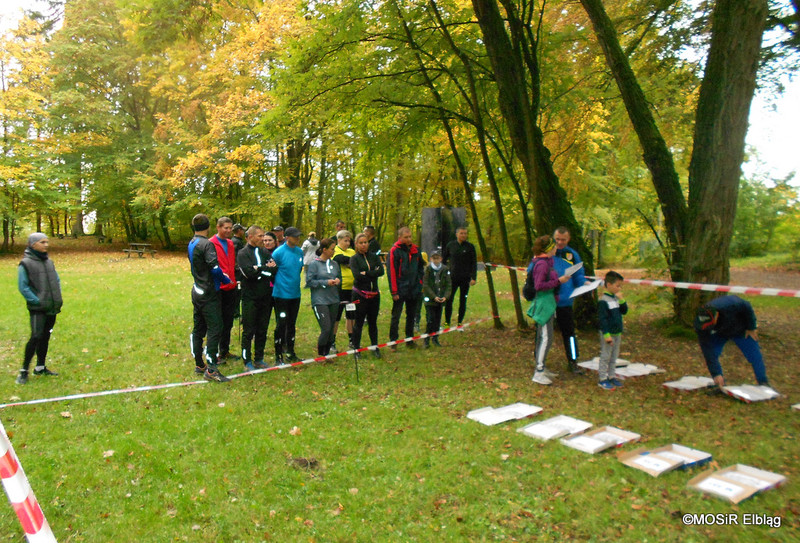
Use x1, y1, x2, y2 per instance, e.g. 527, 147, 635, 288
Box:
123, 242, 157, 258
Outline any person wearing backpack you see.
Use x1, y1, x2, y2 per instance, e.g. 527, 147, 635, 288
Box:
526, 235, 569, 386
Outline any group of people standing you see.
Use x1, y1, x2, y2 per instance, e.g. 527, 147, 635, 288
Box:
188, 214, 479, 382
525, 227, 773, 392
14, 221, 769, 394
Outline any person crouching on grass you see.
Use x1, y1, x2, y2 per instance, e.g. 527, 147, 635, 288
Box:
597, 271, 628, 390
422, 251, 451, 348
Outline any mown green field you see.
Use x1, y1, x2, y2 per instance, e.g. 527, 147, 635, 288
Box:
0, 245, 798, 541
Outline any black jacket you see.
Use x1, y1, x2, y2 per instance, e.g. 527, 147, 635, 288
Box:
350, 252, 384, 293
20, 248, 62, 315
236, 244, 277, 299
443, 240, 477, 283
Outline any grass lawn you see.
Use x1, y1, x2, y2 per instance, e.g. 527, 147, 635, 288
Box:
1, 242, 798, 541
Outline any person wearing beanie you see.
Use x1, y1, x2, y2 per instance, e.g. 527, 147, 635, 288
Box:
16, 233, 62, 384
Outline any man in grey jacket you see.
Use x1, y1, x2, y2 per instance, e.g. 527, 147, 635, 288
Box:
17, 233, 62, 384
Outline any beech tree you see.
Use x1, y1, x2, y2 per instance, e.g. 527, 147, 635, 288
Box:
580, 0, 770, 322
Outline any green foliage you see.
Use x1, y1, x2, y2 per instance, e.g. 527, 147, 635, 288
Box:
731, 174, 798, 257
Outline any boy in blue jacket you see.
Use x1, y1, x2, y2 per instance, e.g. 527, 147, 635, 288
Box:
597, 271, 627, 390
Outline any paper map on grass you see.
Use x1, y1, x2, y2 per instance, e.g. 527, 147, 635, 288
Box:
563, 262, 583, 277
577, 359, 663, 377
570, 279, 603, 298
517, 415, 592, 441
663, 376, 716, 391
723, 384, 780, 403
578, 357, 630, 370
467, 403, 543, 426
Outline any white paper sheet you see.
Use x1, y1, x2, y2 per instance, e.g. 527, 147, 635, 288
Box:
696, 477, 745, 499
632, 455, 674, 473
570, 279, 603, 298
563, 262, 584, 277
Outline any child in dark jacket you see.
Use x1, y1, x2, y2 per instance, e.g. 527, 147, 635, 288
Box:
597, 271, 628, 390
422, 252, 452, 347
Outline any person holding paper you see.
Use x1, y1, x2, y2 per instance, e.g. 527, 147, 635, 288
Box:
306, 238, 342, 356
528, 235, 570, 385
553, 227, 589, 375
694, 295, 772, 390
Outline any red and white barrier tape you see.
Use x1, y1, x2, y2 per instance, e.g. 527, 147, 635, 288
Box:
0, 420, 57, 542
0, 315, 500, 410
484, 263, 800, 298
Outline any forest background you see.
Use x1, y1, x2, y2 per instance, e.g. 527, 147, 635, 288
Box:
1, 0, 798, 324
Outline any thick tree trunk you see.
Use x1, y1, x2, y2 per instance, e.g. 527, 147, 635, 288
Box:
581, 0, 768, 324
471, 0, 592, 270
675, 0, 768, 323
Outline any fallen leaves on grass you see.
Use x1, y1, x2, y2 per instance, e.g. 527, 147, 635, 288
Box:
289, 426, 301, 436
60, 411, 72, 418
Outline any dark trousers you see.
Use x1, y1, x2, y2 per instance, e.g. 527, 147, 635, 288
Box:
555, 305, 579, 362
274, 297, 301, 355
700, 334, 768, 384
241, 294, 273, 362
426, 304, 444, 335
390, 295, 419, 342
445, 278, 471, 325
23, 312, 57, 371
353, 295, 380, 348
218, 289, 238, 356
313, 303, 339, 355
192, 295, 223, 368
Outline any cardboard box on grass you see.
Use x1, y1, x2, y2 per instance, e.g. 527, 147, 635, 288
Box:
618, 444, 711, 477
663, 376, 715, 392
467, 403, 543, 426
722, 384, 780, 403
517, 415, 592, 441
560, 426, 641, 454
688, 464, 787, 504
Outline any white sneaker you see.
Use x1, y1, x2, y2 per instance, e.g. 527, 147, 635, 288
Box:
543, 369, 558, 379
532, 371, 552, 385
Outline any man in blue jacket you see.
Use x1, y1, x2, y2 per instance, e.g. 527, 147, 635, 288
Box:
271, 226, 305, 364
694, 295, 772, 389
16, 233, 62, 384
552, 227, 588, 374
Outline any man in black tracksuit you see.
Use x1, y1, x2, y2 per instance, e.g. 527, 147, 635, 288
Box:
442, 227, 477, 327
188, 214, 232, 383
16, 233, 62, 384
237, 226, 277, 370
387, 227, 425, 348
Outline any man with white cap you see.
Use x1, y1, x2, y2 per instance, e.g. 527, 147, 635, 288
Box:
16, 233, 62, 384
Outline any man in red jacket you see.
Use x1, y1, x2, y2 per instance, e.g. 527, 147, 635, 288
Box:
210, 217, 240, 362
387, 227, 425, 349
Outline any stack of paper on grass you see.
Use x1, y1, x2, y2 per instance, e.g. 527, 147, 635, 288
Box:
560, 426, 641, 454
663, 376, 715, 391
517, 415, 592, 441
619, 444, 712, 477
578, 357, 631, 371
615, 363, 666, 378
688, 465, 786, 503
467, 403, 543, 426
723, 384, 780, 403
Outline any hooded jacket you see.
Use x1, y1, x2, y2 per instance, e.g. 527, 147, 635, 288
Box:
305, 257, 342, 306
387, 240, 424, 298
19, 247, 62, 315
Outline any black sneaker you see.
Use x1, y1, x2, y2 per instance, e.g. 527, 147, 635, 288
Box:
15, 371, 28, 385
203, 368, 230, 383
275, 354, 285, 366
285, 352, 301, 363
372, 349, 382, 359
194, 365, 207, 375
406, 342, 417, 350
389, 345, 397, 352
33, 367, 58, 376
254, 360, 269, 369
220, 352, 240, 362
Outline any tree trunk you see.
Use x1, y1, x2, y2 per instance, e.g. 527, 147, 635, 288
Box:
581, 0, 768, 323
675, 0, 768, 322
471, 0, 593, 270
315, 139, 327, 236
